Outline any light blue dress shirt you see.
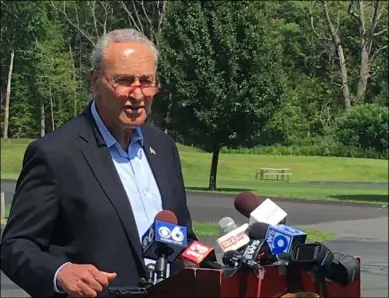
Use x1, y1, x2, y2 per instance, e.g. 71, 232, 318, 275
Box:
90, 100, 164, 241
53, 101, 167, 292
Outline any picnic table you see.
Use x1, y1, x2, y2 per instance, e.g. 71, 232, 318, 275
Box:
256, 167, 291, 181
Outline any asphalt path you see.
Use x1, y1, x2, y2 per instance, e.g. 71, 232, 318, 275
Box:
1, 180, 388, 297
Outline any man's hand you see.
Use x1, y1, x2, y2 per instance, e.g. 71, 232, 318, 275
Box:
57, 263, 117, 297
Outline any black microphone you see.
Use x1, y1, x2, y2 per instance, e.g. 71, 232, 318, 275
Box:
247, 222, 270, 240
325, 252, 360, 286
222, 250, 243, 268
278, 243, 360, 286
221, 223, 273, 278
141, 210, 188, 283
223, 222, 270, 261
222, 248, 263, 278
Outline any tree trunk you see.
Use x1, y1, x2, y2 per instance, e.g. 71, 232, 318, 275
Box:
354, 0, 371, 104
3, 50, 15, 139
356, 44, 370, 104
347, 0, 385, 104
164, 93, 173, 134
337, 46, 351, 110
208, 147, 220, 191
322, 0, 351, 110
40, 99, 45, 137
49, 81, 55, 131
69, 42, 78, 116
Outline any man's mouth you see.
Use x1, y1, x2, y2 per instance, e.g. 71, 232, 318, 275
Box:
124, 106, 145, 111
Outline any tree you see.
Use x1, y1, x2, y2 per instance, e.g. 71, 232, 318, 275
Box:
321, 0, 352, 109
321, 0, 388, 108
159, 1, 286, 190
51, 0, 169, 124
1, 1, 17, 138
1, 1, 44, 137
348, 0, 388, 104
33, 19, 78, 136
3, 49, 14, 139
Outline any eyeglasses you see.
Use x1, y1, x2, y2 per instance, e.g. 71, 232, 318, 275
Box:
100, 71, 160, 99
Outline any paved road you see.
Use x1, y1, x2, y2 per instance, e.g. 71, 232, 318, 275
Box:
1, 180, 388, 297
186, 191, 388, 226
3, 180, 387, 227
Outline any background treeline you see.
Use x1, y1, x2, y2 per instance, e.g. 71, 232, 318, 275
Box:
1, 0, 388, 162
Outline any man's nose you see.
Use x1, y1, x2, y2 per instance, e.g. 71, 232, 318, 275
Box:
129, 86, 144, 100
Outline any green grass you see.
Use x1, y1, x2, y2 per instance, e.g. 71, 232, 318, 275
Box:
1, 138, 388, 204
1, 139, 34, 180
4, 204, 10, 218
193, 221, 335, 242
180, 148, 388, 204
180, 151, 388, 183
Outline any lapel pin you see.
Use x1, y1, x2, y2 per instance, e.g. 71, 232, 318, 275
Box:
150, 147, 156, 155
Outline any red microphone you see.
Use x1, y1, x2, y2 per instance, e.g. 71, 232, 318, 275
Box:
181, 241, 215, 269
234, 191, 287, 225
154, 210, 178, 224
234, 191, 264, 218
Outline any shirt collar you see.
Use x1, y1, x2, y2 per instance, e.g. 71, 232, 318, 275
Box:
91, 100, 144, 148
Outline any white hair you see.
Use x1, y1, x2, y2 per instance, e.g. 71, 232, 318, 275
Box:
91, 29, 159, 70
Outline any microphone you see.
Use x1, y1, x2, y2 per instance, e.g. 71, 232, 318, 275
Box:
219, 217, 238, 235
240, 222, 272, 264
271, 242, 334, 270
278, 244, 360, 286
265, 224, 307, 255
221, 222, 272, 278
248, 222, 270, 240
222, 250, 242, 268
141, 210, 188, 283
234, 191, 287, 225
181, 240, 215, 269
241, 239, 269, 266
216, 218, 250, 253
325, 252, 360, 286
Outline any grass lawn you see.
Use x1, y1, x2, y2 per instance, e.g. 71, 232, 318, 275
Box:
193, 222, 335, 242
1, 138, 388, 204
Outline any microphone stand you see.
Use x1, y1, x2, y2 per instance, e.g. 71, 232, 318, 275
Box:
144, 263, 155, 288
108, 264, 156, 297
155, 253, 168, 283
108, 287, 148, 298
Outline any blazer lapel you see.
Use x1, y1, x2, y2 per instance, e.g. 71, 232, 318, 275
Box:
141, 130, 175, 213
78, 106, 145, 274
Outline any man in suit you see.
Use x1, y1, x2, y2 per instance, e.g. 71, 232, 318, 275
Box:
0, 29, 199, 297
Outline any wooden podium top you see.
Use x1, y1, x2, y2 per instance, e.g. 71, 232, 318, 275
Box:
146, 262, 361, 298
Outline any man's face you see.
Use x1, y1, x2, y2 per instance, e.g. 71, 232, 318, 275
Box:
90, 41, 157, 129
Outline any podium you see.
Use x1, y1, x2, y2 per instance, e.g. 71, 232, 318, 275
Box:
146, 259, 361, 298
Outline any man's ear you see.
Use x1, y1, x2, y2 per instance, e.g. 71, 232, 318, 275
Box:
90, 68, 98, 90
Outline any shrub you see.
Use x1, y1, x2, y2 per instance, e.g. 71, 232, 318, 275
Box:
334, 104, 388, 154
220, 145, 386, 159
220, 134, 387, 159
